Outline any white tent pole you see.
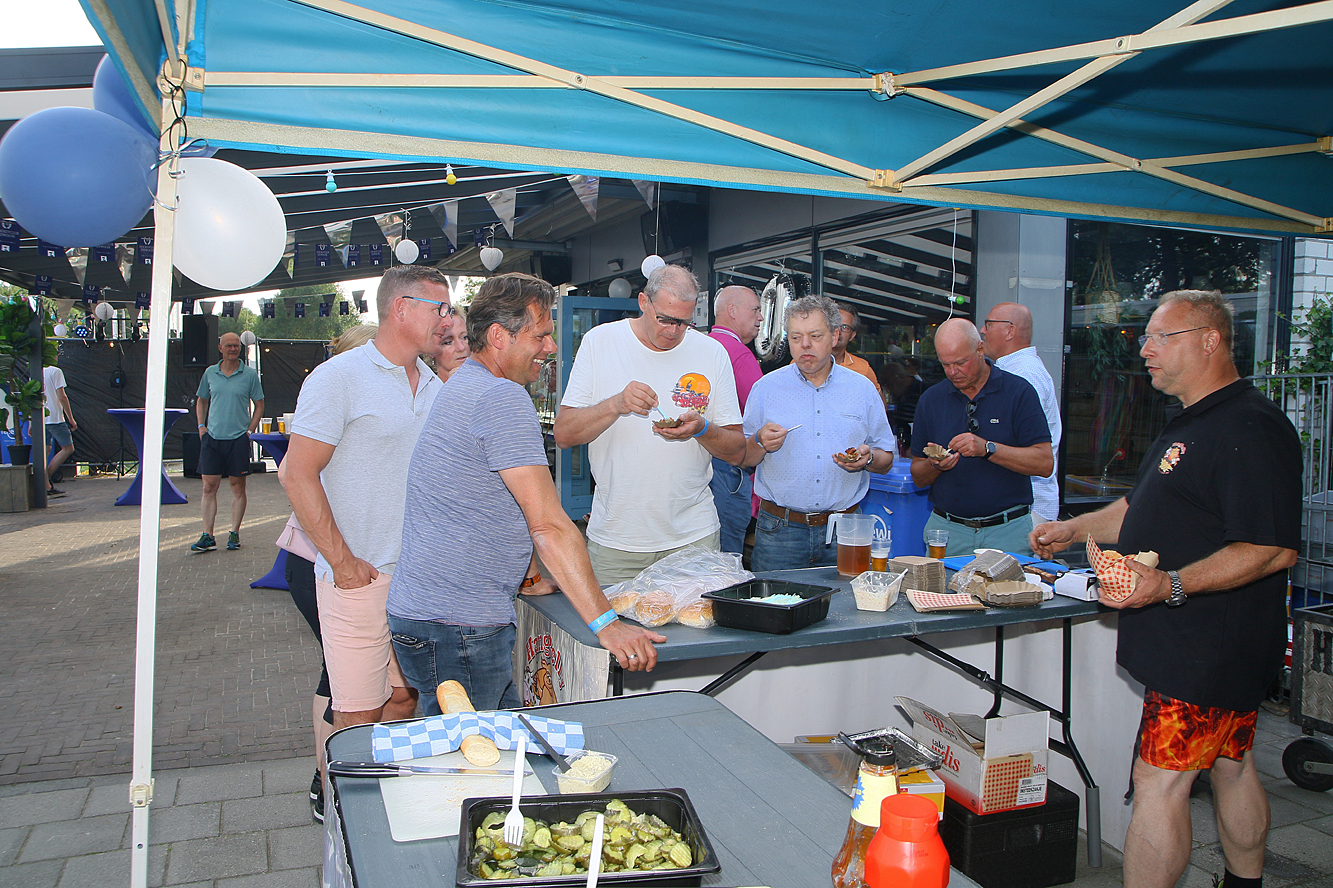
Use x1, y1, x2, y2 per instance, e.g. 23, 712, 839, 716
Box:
128, 79, 183, 888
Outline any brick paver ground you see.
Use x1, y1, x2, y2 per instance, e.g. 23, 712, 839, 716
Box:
0, 470, 321, 785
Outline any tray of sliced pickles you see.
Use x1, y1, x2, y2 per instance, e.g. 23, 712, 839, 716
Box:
456, 789, 720, 886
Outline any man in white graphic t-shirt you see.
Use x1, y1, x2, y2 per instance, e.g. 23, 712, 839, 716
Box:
554, 265, 746, 584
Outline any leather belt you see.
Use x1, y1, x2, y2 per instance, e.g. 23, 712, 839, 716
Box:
932, 505, 1030, 529
760, 499, 856, 527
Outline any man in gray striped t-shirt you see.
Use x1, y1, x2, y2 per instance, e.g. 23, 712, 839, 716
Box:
387, 273, 664, 713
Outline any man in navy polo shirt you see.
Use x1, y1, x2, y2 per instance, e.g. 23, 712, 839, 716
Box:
192, 331, 264, 552
910, 318, 1052, 556
1032, 291, 1299, 888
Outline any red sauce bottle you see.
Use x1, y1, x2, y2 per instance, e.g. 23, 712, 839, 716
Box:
865, 792, 950, 888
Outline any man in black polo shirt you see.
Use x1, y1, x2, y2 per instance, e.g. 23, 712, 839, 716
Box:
911, 318, 1052, 556
1031, 290, 1300, 888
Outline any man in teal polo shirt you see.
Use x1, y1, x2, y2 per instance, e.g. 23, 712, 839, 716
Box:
192, 331, 265, 552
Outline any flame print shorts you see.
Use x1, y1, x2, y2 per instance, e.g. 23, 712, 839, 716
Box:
1136, 689, 1257, 771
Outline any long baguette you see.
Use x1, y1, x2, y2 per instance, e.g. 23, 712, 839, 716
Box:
436, 680, 500, 766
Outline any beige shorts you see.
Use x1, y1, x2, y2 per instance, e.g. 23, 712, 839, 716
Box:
315, 571, 407, 712
586, 529, 721, 586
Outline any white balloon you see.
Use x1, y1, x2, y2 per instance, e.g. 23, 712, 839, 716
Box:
94, 301, 115, 321
53, 323, 68, 338
394, 239, 420, 264
173, 158, 287, 291
641, 254, 666, 278
240, 330, 257, 346
608, 278, 632, 300
480, 246, 504, 271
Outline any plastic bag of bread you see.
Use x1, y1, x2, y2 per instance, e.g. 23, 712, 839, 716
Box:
599, 546, 751, 628
1087, 536, 1160, 602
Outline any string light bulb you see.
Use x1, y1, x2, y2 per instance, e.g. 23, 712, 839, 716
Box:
446, 164, 457, 186
325, 170, 337, 192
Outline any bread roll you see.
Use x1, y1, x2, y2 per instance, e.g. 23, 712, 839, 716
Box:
608, 589, 639, 618
633, 589, 677, 627
676, 598, 714, 629
436, 680, 500, 766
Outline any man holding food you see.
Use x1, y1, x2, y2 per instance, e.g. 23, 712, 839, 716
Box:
741, 295, 895, 570
1030, 290, 1299, 888
554, 264, 746, 585
389, 273, 664, 712
911, 318, 1052, 557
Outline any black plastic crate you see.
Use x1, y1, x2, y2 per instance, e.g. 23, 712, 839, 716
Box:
456, 788, 720, 887
939, 780, 1080, 888
702, 579, 837, 634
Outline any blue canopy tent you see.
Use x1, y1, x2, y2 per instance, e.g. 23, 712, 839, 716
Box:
76, 1, 1333, 882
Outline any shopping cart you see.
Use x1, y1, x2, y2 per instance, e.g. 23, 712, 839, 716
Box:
1284, 603, 1333, 792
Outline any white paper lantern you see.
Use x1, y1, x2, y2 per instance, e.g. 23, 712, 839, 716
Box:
480, 246, 504, 271
394, 239, 420, 264
53, 323, 68, 337
240, 330, 257, 346
608, 278, 632, 300
641, 254, 666, 278
94, 301, 115, 321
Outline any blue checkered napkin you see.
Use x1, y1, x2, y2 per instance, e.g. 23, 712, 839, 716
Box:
371, 712, 585, 763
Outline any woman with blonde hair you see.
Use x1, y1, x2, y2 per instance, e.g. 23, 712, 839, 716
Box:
431, 311, 471, 383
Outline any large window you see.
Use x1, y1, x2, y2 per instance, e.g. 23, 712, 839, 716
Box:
1063, 220, 1280, 502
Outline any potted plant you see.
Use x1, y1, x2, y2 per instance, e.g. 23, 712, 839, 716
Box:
0, 297, 58, 465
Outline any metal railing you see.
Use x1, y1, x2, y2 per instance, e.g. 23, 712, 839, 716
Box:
1254, 372, 1333, 608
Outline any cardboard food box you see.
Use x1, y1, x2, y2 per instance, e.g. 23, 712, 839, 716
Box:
896, 697, 1048, 815
898, 769, 946, 820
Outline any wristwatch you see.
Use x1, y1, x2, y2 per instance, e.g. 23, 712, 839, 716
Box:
1164, 570, 1187, 607
983, 440, 997, 460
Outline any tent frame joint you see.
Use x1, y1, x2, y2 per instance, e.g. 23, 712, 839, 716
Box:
872, 73, 904, 96
1319, 136, 1332, 155
869, 169, 901, 191
130, 780, 154, 807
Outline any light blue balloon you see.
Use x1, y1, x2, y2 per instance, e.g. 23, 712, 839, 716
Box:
92, 55, 156, 139
0, 106, 158, 248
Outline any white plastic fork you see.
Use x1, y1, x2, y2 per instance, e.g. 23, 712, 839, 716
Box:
503, 735, 527, 847
585, 813, 605, 887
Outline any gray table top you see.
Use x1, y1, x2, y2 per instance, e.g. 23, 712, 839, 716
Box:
522, 567, 1104, 661
327, 691, 980, 888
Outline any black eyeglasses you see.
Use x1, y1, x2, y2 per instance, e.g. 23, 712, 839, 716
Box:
404, 295, 455, 318
966, 401, 979, 433
654, 312, 694, 330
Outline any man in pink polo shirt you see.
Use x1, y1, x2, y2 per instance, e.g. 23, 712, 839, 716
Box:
708, 285, 764, 554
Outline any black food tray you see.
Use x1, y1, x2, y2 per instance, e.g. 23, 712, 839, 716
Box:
702, 579, 837, 634
456, 788, 720, 887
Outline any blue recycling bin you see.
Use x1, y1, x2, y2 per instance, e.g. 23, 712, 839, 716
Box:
859, 457, 932, 557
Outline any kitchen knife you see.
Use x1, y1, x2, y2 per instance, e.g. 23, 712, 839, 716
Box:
328, 760, 533, 778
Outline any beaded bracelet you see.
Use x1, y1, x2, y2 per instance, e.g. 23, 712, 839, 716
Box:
588, 609, 618, 633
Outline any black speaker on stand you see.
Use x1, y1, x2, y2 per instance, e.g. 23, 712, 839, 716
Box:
182, 314, 219, 368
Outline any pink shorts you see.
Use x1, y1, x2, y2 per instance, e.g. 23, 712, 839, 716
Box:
315, 571, 407, 712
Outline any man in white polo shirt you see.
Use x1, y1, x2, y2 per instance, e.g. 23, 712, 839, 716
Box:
280, 265, 452, 733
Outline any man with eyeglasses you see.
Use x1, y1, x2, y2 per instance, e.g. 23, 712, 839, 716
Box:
1031, 290, 1299, 888
555, 265, 746, 584
982, 302, 1062, 522
911, 318, 1052, 557
281, 265, 452, 740
742, 295, 895, 570
832, 302, 883, 402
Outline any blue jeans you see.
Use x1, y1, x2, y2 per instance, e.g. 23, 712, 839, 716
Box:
709, 458, 753, 555
388, 616, 521, 714
751, 508, 838, 571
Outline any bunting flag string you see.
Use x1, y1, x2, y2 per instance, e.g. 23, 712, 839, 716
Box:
632, 180, 658, 210
485, 188, 516, 238
66, 247, 89, 286
294, 302, 306, 318
262, 301, 276, 319
568, 175, 600, 221
136, 236, 153, 265
0, 220, 19, 253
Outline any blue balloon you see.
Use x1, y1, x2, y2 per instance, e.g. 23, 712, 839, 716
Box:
0, 106, 158, 248
92, 55, 156, 139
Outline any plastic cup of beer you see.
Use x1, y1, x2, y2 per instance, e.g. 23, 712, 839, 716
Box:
260, 418, 272, 433
926, 529, 949, 559
277, 418, 287, 435
871, 539, 891, 572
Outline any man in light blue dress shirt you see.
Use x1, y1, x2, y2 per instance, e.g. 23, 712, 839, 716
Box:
741, 295, 896, 570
